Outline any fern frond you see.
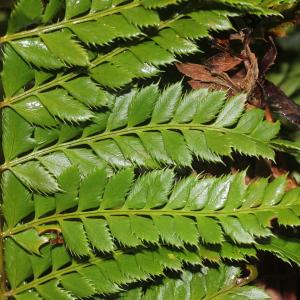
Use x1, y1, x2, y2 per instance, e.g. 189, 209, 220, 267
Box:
1, 6, 235, 106
3, 168, 299, 256
1, 0, 285, 110
1, 85, 285, 191
2, 1, 220, 70
6, 235, 297, 298
1, 1, 300, 298
7, 0, 43, 34
5, 241, 201, 298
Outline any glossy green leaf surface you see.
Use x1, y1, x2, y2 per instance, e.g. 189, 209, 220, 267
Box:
2, 85, 282, 194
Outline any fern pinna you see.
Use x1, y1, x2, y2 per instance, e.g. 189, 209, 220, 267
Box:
0, 0, 300, 299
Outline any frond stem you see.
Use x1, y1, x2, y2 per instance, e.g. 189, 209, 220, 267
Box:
3, 204, 295, 237
0, 102, 7, 109
0, 213, 7, 300
0, 124, 265, 169
204, 265, 257, 300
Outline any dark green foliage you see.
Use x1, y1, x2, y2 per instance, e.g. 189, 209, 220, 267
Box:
1, 0, 300, 299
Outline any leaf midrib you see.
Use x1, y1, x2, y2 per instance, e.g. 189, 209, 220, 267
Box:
2, 123, 268, 169
4, 203, 297, 237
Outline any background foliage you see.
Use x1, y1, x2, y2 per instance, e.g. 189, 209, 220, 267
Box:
0, 0, 300, 299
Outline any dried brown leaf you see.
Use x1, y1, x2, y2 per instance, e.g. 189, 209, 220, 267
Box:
176, 63, 215, 81
206, 52, 243, 73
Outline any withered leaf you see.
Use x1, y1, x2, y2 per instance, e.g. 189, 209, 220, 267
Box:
176, 31, 300, 131
206, 52, 243, 73
176, 61, 240, 93
176, 31, 259, 96
188, 80, 229, 91
239, 41, 259, 96
176, 63, 215, 81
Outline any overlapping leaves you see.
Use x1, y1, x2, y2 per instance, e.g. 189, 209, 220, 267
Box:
1, 7, 235, 122
3, 167, 300, 257
6, 241, 203, 298
5, 233, 300, 298
0, 0, 285, 111
2, 85, 282, 193
1, 1, 300, 299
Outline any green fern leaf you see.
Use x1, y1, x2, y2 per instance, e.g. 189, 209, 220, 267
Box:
122, 6, 160, 27
1, 45, 34, 97
37, 89, 94, 122
4, 239, 32, 289
41, 30, 89, 66
65, 0, 91, 19
2, 85, 288, 192
170, 19, 209, 39
13, 96, 59, 127
69, 15, 141, 46
42, 0, 63, 23
11, 38, 65, 69
11, 162, 60, 193
29, 245, 52, 279
7, 0, 43, 33
55, 166, 81, 212
102, 168, 134, 208
2, 171, 33, 229
189, 10, 234, 31
62, 77, 112, 108
78, 169, 107, 210
13, 229, 49, 255
128, 85, 159, 126
61, 220, 91, 256
256, 236, 300, 265
214, 94, 247, 127
130, 41, 176, 66
153, 28, 199, 54
90, 0, 113, 12
4, 169, 299, 256
142, 0, 185, 8
2, 108, 35, 161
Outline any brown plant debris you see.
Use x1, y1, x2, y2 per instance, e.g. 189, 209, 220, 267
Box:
176, 30, 300, 130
